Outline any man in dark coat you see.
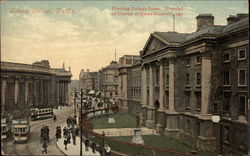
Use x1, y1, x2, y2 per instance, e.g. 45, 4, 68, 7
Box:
42, 142, 48, 154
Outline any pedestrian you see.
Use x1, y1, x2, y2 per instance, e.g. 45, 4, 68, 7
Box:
53, 114, 57, 122
64, 139, 68, 150
104, 144, 111, 156
58, 126, 62, 138
63, 127, 67, 138
71, 126, 76, 145
67, 132, 71, 144
66, 116, 70, 127
90, 142, 96, 153
76, 127, 79, 136
42, 142, 48, 154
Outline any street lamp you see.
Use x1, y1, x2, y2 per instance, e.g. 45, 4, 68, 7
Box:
211, 113, 223, 154
102, 131, 105, 156
74, 89, 77, 117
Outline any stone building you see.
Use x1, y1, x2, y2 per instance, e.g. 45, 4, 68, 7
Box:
128, 62, 141, 115
138, 13, 249, 154
101, 61, 119, 99
118, 55, 141, 112
79, 69, 97, 94
1, 60, 72, 114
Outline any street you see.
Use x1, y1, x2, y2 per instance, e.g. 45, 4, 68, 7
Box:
3, 106, 75, 155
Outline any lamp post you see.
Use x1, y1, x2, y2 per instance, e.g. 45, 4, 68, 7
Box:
211, 113, 223, 154
102, 131, 105, 156
80, 89, 83, 156
74, 89, 77, 117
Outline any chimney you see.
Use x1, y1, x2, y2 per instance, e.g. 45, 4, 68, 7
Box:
227, 15, 237, 25
196, 14, 214, 31
236, 13, 248, 21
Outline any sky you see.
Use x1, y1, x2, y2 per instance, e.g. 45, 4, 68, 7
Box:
1, 0, 248, 79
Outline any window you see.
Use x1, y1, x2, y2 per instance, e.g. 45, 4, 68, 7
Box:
196, 56, 201, 64
238, 69, 246, 86
166, 74, 169, 86
224, 126, 230, 143
223, 71, 230, 85
239, 95, 246, 115
185, 92, 191, 110
223, 93, 230, 112
186, 120, 190, 133
126, 59, 132, 64
197, 122, 200, 136
185, 58, 190, 66
240, 130, 246, 147
195, 92, 201, 111
238, 49, 246, 60
224, 52, 230, 62
196, 72, 201, 86
186, 74, 190, 85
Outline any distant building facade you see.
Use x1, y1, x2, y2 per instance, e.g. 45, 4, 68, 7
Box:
136, 13, 248, 154
118, 55, 141, 112
79, 69, 97, 94
1, 60, 72, 114
101, 61, 119, 99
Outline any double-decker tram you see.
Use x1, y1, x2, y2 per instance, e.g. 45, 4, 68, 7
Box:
1, 114, 12, 140
30, 106, 53, 120
12, 116, 30, 143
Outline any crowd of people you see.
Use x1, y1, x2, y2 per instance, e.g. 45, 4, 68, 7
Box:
41, 93, 117, 155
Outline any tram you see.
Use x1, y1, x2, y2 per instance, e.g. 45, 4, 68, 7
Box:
30, 107, 53, 120
1, 114, 12, 140
12, 117, 30, 142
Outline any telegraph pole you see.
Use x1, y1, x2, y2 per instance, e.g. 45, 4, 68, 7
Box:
80, 89, 83, 156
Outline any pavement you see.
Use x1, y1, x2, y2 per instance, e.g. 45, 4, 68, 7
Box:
56, 135, 100, 156
94, 128, 156, 137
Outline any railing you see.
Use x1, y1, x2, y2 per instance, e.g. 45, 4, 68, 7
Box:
80, 106, 201, 156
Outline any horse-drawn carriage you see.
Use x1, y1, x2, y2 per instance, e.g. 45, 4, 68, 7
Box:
40, 126, 50, 143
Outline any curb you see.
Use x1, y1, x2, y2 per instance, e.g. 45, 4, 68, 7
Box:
56, 139, 67, 156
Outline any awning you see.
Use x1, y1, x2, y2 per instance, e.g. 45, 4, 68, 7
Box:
88, 90, 95, 95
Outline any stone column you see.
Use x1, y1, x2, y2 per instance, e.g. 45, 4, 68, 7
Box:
47, 80, 50, 106
169, 59, 175, 111
201, 55, 212, 115
65, 82, 69, 105
33, 79, 38, 106
156, 59, 165, 134
25, 77, 29, 106
39, 79, 43, 105
146, 64, 155, 128
1, 76, 8, 113
63, 82, 66, 105
57, 81, 60, 106
140, 65, 147, 126
60, 82, 62, 105
14, 76, 20, 107
164, 57, 179, 137
68, 81, 71, 105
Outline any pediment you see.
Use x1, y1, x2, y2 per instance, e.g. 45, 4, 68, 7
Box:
141, 34, 168, 56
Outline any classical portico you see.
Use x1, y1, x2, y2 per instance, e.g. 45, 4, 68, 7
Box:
0, 61, 72, 114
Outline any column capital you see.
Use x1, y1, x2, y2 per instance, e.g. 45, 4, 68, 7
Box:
15, 76, 21, 79
200, 46, 214, 58
1, 76, 9, 79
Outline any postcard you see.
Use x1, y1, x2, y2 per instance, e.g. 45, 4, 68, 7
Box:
1, 0, 249, 156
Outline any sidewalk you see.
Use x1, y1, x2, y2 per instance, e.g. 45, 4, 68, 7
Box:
94, 128, 156, 137
56, 136, 100, 156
